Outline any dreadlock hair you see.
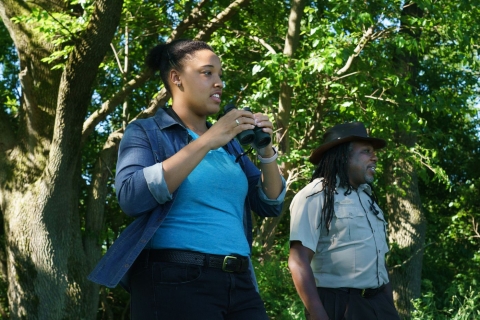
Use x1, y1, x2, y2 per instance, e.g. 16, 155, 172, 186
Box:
309, 142, 354, 233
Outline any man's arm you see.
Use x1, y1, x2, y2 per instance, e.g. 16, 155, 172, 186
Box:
288, 241, 330, 320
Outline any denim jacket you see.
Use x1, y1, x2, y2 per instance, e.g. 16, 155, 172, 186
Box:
88, 108, 286, 289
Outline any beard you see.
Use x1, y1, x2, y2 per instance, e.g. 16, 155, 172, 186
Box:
364, 172, 374, 185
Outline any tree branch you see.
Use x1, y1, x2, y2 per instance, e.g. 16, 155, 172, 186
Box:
110, 43, 124, 74
81, 70, 152, 144
83, 0, 242, 143
168, 0, 209, 42
332, 71, 361, 81
336, 26, 374, 76
390, 242, 434, 269
51, 0, 124, 163
471, 217, 480, 239
84, 130, 123, 269
230, 30, 277, 54
365, 89, 399, 105
194, 0, 251, 41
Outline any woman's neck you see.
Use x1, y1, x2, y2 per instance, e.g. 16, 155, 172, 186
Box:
171, 106, 208, 135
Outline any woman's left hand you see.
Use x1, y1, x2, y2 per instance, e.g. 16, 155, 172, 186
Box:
252, 113, 275, 157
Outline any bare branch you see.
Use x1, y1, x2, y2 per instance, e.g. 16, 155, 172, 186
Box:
249, 35, 280, 53
472, 217, 480, 239
130, 87, 171, 121
402, 1, 417, 9
409, 149, 437, 172
195, 0, 251, 41
168, 0, 209, 42
371, 28, 394, 41
390, 243, 434, 269
285, 166, 303, 192
364, 93, 399, 105
230, 30, 277, 54
332, 71, 361, 81
336, 26, 374, 76
110, 43, 124, 74
81, 70, 153, 143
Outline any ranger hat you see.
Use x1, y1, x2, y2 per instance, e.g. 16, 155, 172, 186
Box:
309, 121, 386, 165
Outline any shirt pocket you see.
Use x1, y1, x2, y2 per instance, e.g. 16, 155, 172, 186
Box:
332, 202, 369, 241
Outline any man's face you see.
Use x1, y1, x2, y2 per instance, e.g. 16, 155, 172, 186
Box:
347, 141, 378, 188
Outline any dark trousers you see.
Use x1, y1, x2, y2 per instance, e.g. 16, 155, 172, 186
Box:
129, 251, 268, 320
305, 287, 401, 320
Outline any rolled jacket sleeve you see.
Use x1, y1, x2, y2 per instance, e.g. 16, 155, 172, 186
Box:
256, 177, 286, 204
143, 163, 173, 204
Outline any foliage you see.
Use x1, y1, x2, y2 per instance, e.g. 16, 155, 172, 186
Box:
0, 0, 479, 318
0, 22, 19, 117
253, 239, 304, 320
11, 1, 94, 69
412, 281, 480, 320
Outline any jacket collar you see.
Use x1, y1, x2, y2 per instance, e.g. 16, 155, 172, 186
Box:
154, 107, 181, 130
154, 107, 213, 130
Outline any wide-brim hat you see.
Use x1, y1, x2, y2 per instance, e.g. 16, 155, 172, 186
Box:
309, 122, 386, 165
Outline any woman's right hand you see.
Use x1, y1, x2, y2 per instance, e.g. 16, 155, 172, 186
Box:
201, 108, 255, 150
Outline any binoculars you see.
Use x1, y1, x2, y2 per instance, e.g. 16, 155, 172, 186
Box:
224, 103, 271, 149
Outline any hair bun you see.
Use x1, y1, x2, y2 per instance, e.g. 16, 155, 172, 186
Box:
145, 43, 168, 71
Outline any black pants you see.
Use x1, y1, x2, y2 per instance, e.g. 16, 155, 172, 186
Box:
305, 287, 401, 320
129, 251, 268, 320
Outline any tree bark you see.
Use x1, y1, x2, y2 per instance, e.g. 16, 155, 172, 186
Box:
385, 133, 426, 318
385, 3, 426, 318
0, 0, 123, 318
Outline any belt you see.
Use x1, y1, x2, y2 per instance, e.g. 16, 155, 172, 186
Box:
324, 284, 386, 298
141, 249, 250, 273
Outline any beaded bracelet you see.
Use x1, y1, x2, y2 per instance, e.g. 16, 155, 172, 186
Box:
257, 147, 278, 164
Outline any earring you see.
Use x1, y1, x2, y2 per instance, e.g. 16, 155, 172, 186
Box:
176, 82, 181, 87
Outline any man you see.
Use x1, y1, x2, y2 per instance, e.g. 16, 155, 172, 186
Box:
288, 122, 400, 320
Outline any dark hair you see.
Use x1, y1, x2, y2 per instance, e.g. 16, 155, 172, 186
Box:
145, 39, 214, 94
309, 142, 353, 233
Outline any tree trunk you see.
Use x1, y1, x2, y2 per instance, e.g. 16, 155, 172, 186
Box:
0, 0, 123, 318
258, 0, 306, 255
384, 133, 426, 318
384, 3, 426, 318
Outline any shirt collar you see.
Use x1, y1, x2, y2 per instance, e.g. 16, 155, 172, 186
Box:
334, 175, 372, 195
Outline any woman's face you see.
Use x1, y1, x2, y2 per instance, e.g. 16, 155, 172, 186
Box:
175, 49, 223, 116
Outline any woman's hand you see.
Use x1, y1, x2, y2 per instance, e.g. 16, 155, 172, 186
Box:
251, 112, 275, 156
200, 108, 256, 150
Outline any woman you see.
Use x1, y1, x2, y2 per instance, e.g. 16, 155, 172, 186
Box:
88, 39, 286, 319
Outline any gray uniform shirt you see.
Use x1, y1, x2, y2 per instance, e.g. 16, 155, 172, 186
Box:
290, 178, 390, 289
